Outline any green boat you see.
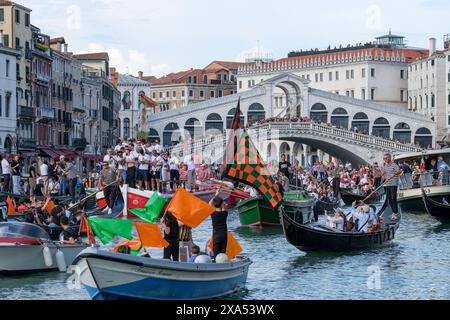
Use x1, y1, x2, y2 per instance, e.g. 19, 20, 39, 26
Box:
237, 191, 315, 227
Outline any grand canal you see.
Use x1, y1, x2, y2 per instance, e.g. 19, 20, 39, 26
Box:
1, 210, 449, 300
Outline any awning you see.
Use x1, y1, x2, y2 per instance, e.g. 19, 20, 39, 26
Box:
40, 148, 60, 159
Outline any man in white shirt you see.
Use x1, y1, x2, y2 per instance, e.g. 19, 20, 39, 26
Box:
103, 149, 114, 168
153, 140, 163, 154
169, 154, 180, 191
149, 150, 163, 192
124, 147, 137, 188
39, 161, 49, 195
1, 156, 12, 192
186, 155, 196, 192
114, 140, 123, 152
137, 150, 150, 190
114, 151, 127, 183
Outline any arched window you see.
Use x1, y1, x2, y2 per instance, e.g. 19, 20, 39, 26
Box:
148, 128, 160, 142
310, 103, 328, 123
205, 113, 223, 134
351, 112, 369, 134
227, 108, 244, 129
372, 117, 390, 139
122, 91, 131, 110
163, 123, 181, 146
203, 75, 208, 84
330, 108, 349, 130
393, 123, 411, 143
123, 118, 130, 139
184, 118, 202, 139
414, 127, 432, 148
247, 103, 266, 125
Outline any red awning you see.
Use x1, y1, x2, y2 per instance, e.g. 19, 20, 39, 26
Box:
40, 148, 60, 159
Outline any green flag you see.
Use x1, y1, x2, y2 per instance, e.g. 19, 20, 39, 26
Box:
130, 192, 166, 223
87, 218, 133, 245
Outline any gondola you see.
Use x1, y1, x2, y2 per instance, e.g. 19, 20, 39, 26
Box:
339, 189, 384, 206
280, 197, 402, 252
421, 187, 450, 221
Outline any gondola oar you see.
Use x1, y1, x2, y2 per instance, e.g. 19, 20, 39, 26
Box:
67, 179, 120, 212
360, 171, 402, 204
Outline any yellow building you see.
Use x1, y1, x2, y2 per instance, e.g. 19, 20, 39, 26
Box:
0, 0, 34, 153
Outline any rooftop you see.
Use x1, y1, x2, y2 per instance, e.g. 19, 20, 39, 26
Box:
117, 73, 152, 86
73, 52, 110, 61
0, 0, 31, 11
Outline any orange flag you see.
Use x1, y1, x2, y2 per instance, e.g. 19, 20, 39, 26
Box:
208, 231, 243, 260
79, 214, 96, 245
46, 200, 56, 215
112, 239, 142, 253
165, 187, 215, 228
135, 222, 169, 248
7, 196, 15, 216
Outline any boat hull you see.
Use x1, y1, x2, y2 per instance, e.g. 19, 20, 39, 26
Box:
72, 248, 251, 300
237, 197, 280, 227
398, 185, 450, 213
421, 188, 450, 221
0, 243, 88, 273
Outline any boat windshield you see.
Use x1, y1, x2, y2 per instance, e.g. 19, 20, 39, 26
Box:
0, 222, 50, 241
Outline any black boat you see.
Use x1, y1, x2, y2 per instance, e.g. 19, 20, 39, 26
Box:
280, 198, 402, 252
339, 189, 384, 206
421, 187, 450, 221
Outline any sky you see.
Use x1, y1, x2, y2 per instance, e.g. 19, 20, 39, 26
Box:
19, 0, 450, 78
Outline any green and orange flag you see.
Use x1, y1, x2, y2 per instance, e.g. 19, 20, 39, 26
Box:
130, 192, 166, 223
87, 218, 133, 245
222, 99, 283, 208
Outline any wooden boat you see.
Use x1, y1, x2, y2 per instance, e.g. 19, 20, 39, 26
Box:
339, 189, 384, 206
0, 192, 72, 204
236, 196, 280, 227
69, 247, 252, 300
280, 198, 402, 252
421, 187, 450, 221
0, 222, 88, 273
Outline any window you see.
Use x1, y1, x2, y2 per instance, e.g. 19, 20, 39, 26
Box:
182, 90, 185, 97
371, 88, 375, 100
0, 94, 2, 116
371, 68, 375, 77
431, 60, 435, 66
6, 93, 11, 117
193, 76, 197, 84
448, 94, 450, 105
123, 118, 130, 139
218, 74, 222, 81
188, 76, 192, 83
189, 90, 193, 97
203, 75, 208, 84
25, 13, 30, 27
200, 90, 204, 98
166, 91, 169, 99
351, 90, 354, 98
252, 80, 255, 86
172, 91, 176, 98
2, 34, 9, 47
224, 74, 228, 81
346, 90, 350, 97
329, 72, 332, 81
239, 81, 242, 89
218, 90, 223, 97
248, 80, 251, 88
362, 68, 366, 78
335, 71, 339, 80
431, 94, 435, 108
5, 60, 10, 77
320, 73, 323, 82
361, 89, 366, 100
15, 9, 20, 24
315, 74, 319, 82
15, 37, 20, 49
400, 70, 405, 79
0, 8, 4, 22
159, 92, 162, 99
401, 90, 405, 102
346, 70, 350, 79
152, 92, 156, 99
210, 91, 215, 98
351, 70, 354, 79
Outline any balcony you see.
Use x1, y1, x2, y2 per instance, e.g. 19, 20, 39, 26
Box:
18, 138, 37, 150
73, 138, 87, 150
36, 108, 54, 122
73, 105, 86, 113
18, 106, 35, 118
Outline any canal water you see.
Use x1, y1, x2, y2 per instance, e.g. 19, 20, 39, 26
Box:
1, 210, 449, 300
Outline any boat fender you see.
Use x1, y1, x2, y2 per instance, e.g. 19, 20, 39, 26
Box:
195, 255, 213, 264
43, 245, 53, 267
56, 249, 67, 272
215, 253, 229, 264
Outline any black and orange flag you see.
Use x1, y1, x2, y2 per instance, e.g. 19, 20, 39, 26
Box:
222, 99, 283, 208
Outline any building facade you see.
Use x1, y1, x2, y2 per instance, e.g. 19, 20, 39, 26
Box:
116, 71, 151, 140
0, 44, 20, 153
237, 32, 428, 115
408, 37, 450, 144
0, 1, 34, 154
31, 25, 53, 148
149, 61, 243, 112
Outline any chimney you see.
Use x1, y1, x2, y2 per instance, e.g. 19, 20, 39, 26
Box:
64, 43, 68, 53
0, 31, 3, 46
138, 71, 143, 79
429, 38, 436, 56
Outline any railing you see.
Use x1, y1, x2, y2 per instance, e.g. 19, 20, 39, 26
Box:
37, 107, 54, 120
166, 121, 422, 156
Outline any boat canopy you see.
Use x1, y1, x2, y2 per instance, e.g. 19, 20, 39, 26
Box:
394, 148, 450, 162
0, 222, 50, 241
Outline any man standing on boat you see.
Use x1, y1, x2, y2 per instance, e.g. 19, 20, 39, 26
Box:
99, 162, 119, 215
382, 153, 401, 220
